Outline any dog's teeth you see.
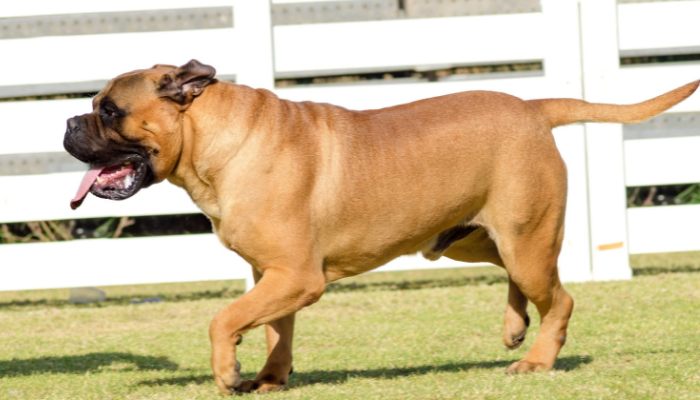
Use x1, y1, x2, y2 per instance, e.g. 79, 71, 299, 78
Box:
125, 162, 131, 165
96, 177, 105, 184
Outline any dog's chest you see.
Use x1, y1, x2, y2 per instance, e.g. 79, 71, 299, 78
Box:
189, 187, 221, 219
169, 174, 222, 219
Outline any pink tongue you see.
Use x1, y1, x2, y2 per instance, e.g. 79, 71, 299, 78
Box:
70, 166, 105, 210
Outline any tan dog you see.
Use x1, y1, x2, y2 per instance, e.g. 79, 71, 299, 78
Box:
63, 60, 699, 394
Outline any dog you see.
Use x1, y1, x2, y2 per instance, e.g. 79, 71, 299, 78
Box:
63, 60, 699, 394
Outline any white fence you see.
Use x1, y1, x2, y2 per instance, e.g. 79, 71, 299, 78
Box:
0, 0, 699, 292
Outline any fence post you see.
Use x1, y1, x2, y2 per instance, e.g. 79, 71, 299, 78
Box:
233, 0, 275, 291
540, 0, 593, 283
579, 0, 633, 281
233, 0, 275, 91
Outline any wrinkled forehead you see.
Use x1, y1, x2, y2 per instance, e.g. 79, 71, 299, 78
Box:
92, 68, 169, 109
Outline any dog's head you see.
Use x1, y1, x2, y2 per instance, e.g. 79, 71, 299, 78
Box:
64, 59, 217, 209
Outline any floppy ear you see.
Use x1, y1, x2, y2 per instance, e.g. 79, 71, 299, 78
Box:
156, 59, 217, 105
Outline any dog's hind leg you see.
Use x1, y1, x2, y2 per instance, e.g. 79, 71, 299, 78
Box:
236, 268, 296, 393
504, 265, 573, 373
443, 229, 530, 350
494, 213, 574, 374
503, 278, 530, 350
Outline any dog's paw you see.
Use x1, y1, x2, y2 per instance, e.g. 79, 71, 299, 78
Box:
234, 366, 293, 394
503, 314, 529, 350
506, 360, 551, 375
504, 332, 527, 350
213, 360, 242, 395
235, 379, 287, 394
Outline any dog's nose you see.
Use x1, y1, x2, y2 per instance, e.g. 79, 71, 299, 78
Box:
66, 115, 83, 133
66, 117, 78, 133
64, 116, 87, 158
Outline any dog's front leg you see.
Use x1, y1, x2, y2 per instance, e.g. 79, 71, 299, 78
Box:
209, 265, 325, 395
237, 313, 296, 393
235, 268, 296, 393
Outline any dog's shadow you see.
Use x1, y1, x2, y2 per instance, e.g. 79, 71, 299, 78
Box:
0, 352, 178, 377
138, 355, 592, 388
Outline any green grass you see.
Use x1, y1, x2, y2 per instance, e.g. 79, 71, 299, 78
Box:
1, 254, 700, 399
630, 250, 700, 275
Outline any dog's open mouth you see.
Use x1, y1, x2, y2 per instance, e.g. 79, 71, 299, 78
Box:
70, 160, 150, 210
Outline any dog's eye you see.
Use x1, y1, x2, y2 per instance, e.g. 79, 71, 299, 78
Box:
102, 107, 117, 117
102, 103, 119, 118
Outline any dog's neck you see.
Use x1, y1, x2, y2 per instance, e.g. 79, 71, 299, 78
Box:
166, 82, 290, 220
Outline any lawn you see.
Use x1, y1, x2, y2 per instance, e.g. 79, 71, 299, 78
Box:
0, 254, 699, 399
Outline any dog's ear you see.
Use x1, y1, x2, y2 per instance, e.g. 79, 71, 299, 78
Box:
156, 59, 217, 105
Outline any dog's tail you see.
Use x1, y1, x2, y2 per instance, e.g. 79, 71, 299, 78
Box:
528, 80, 700, 129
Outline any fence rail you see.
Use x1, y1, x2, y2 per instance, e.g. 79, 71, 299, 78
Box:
1, 0, 699, 292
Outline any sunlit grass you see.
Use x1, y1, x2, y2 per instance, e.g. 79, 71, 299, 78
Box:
1, 254, 699, 399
